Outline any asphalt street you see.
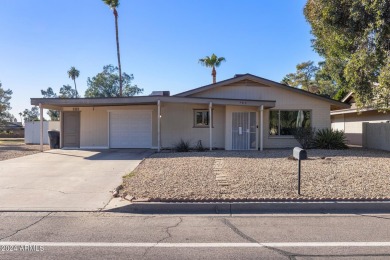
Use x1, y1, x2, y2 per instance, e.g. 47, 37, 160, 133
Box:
0, 212, 390, 259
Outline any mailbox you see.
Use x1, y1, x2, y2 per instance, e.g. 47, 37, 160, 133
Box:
293, 147, 307, 195
293, 147, 307, 160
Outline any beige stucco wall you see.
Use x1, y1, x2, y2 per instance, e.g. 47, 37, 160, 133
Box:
60, 80, 335, 150
192, 83, 331, 149
160, 103, 225, 149
331, 114, 345, 132
63, 105, 158, 148
62, 103, 224, 149
363, 122, 390, 151
331, 110, 390, 145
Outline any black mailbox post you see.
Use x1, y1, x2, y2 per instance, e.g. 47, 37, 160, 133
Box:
293, 147, 307, 195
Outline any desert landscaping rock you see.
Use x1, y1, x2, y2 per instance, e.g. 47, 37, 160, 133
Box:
122, 148, 390, 200
0, 143, 50, 161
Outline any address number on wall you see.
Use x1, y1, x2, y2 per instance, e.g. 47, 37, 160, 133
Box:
72, 108, 80, 111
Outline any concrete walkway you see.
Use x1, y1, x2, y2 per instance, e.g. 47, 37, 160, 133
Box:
0, 149, 153, 211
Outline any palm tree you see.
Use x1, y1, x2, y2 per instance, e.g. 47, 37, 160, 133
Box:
67, 67, 80, 98
103, 0, 123, 96
18, 112, 23, 125
199, 54, 226, 84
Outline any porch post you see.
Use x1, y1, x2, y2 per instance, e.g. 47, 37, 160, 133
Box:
39, 103, 43, 152
260, 105, 264, 151
157, 100, 161, 152
209, 102, 212, 151
59, 110, 63, 148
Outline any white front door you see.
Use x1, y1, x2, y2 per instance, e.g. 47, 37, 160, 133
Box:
109, 110, 152, 148
232, 112, 257, 150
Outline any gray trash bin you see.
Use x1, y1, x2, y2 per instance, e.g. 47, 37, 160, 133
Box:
48, 130, 60, 149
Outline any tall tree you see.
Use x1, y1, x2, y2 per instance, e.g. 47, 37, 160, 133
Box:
199, 54, 226, 83
22, 107, 40, 122
376, 56, 390, 109
41, 87, 59, 120
0, 81, 13, 124
18, 112, 22, 124
59, 85, 77, 98
41, 86, 77, 120
84, 65, 142, 98
67, 67, 80, 98
41, 87, 57, 98
282, 61, 319, 93
103, 0, 123, 96
282, 60, 339, 98
304, 0, 390, 111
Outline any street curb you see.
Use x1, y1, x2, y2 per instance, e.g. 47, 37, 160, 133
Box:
106, 201, 390, 214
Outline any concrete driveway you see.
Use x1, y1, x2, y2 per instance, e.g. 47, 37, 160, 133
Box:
0, 149, 153, 211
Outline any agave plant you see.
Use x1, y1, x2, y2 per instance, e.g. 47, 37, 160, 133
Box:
314, 128, 348, 149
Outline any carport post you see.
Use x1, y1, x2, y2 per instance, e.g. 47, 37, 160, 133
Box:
209, 102, 212, 151
157, 100, 161, 152
260, 105, 264, 151
39, 103, 43, 152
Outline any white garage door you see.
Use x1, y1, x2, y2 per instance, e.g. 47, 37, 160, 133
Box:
109, 110, 152, 148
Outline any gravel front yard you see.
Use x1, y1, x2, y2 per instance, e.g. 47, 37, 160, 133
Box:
122, 148, 390, 200
0, 139, 50, 161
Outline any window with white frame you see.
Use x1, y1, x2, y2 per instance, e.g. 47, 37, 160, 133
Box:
194, 110, 210, 127
269, 110, 311, 136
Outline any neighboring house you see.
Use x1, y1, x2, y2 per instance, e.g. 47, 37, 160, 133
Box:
0, 121, 24, 138
31, 74, 348, 150
331, 92, 390, 146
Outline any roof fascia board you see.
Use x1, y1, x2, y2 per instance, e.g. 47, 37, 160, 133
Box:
341, 92, 354, 103
330, 107, 377, 115
31, 96, 276, 108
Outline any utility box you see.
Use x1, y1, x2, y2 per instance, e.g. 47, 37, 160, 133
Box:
293, 147, 307, 160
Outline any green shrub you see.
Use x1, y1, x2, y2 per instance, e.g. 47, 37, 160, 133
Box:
292, 127, 316, 149
0, 130, 13, 135
174, 139, 191, 152
314, 128, 348, 149
123, 172, 136, 179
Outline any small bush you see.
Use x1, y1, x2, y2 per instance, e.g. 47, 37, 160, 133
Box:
292, 127, 316, 149
314, 128, 348, 149
0, 130, 14, 135
123, 172, 136, 179
174, 139, 191, 152
194, 140, 206, 152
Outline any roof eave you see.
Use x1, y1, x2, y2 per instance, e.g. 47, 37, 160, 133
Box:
31, 96, 276, 109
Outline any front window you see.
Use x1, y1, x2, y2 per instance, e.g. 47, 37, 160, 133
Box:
194, 110, 209, 127
269, 110, 311, 136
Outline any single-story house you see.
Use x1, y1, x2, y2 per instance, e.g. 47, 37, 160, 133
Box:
31, 74, 349, 151
331, 92, 390, 146
0, 121, 24, 138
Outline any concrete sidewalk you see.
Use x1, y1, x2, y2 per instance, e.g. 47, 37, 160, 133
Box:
0, 149, 153, 211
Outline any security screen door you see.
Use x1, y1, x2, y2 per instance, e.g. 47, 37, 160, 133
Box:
232, 112, 257, 150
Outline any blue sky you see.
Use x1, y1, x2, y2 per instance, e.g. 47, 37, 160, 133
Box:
0, 0, 321, 119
